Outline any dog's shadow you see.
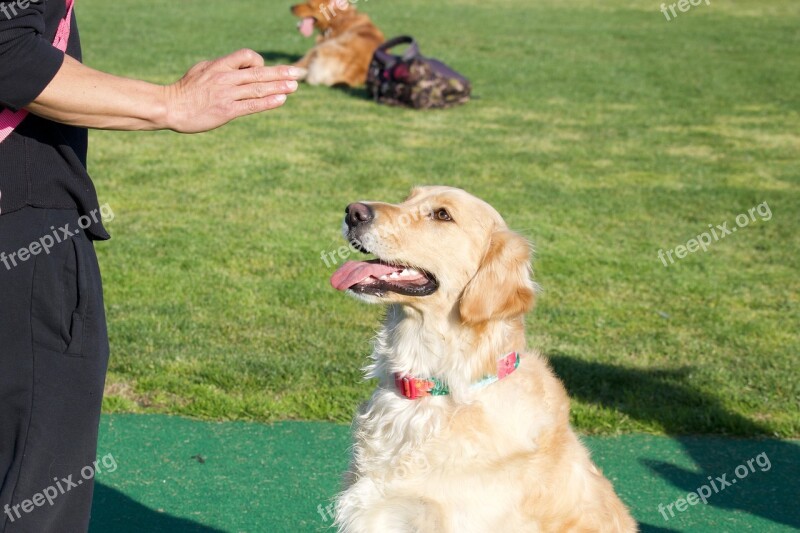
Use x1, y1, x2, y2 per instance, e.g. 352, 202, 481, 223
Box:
548, 353, 800, 530
334, 85, 369, 100
256, 50, 303, 65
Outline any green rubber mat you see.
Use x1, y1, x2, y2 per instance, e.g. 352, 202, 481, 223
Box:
89, 414, 799, 532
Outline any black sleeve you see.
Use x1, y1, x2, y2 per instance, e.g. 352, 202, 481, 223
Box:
0, 1, 65, 111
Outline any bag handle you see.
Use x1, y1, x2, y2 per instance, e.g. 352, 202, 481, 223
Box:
374, 35, 420, 67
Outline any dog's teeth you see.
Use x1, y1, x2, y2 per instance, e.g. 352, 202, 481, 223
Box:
380, 268, 421, 281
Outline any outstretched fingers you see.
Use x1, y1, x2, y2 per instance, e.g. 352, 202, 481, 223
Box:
222, 64, 307, 86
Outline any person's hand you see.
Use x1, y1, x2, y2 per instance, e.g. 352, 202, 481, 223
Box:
163, 48, 305, 133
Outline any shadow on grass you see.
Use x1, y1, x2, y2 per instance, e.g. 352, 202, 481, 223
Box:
638, 524, 680, 533
90, 484, 224, 533
549, 354, 800, 530
256, 50, 302, 64
334, 85, 369, 100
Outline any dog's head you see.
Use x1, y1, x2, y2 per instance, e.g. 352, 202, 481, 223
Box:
291, 0, 353, 36
331, 186, 536, 324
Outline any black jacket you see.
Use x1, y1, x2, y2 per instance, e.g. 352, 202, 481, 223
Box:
0, 0, 107, 239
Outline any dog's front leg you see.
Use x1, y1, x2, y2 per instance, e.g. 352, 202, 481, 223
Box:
336, 480, 448, 533
334, 477, 382, 533
291, 50, 315, 79
362, 497, 448, 533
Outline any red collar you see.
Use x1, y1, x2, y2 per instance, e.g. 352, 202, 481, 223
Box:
394, 352, 521, 400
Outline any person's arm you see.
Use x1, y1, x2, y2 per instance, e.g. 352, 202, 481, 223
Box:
26, 50, 304, 133
0, 4, 302, 134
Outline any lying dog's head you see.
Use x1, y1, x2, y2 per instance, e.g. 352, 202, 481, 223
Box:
331, 186, 536, 324
291, 0, 354, 37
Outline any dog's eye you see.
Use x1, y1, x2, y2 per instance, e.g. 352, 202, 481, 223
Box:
433, 208, 452, 222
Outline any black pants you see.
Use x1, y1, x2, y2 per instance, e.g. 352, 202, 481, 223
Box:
0, 207, 109, 533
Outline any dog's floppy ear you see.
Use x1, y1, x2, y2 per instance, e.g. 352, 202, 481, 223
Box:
459, 230, 536, 325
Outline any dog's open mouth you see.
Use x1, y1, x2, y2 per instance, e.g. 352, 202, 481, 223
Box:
330, 259, 438, 297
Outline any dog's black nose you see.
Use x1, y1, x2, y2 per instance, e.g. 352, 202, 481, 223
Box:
345, 203, 374, 228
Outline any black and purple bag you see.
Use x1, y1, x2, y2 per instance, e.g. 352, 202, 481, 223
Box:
366, 36, 471, 110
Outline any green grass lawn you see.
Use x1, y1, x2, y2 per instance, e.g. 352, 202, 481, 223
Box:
81, 0, 799, 437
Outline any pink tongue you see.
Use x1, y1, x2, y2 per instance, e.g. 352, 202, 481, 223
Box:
330, 261, 399, 291
298, 17, 315, 37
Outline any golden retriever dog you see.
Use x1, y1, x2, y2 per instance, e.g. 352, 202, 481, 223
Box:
290, 0, 384, 86
329, 186, 637, 532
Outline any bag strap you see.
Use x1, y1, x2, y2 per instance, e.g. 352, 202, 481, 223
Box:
0, 0, 75, 144
373, 35, 420, 68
